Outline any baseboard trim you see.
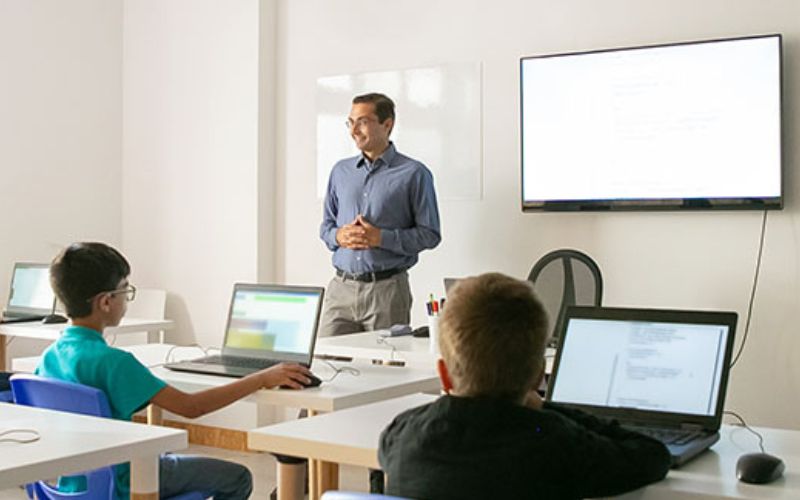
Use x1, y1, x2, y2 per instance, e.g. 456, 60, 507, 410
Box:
133, 416, 248, 451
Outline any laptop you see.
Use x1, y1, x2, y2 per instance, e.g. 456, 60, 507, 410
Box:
546, 306, 737, 467
165, 283, 325, 377
2, 263, 56, 322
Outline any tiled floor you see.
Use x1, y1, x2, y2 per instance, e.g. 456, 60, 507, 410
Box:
0, 444, 370, 499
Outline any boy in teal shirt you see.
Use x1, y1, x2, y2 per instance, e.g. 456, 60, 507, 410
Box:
37, 242, 314, 499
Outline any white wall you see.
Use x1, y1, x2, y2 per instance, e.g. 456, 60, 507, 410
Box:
122, 0, 266, 346
0, 0, 123, 359
277, 0, 800, 428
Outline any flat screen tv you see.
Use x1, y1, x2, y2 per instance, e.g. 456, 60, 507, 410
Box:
520, 34, 782, 211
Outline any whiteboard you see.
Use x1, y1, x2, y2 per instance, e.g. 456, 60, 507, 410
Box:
316, 62, 482, 200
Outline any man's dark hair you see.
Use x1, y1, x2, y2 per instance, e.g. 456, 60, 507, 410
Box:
352, 93, 395, 124
50, 242, 130, 318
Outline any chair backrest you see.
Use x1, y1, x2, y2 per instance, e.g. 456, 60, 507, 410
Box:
10, 374, 112, 417
527, 249, 603, 346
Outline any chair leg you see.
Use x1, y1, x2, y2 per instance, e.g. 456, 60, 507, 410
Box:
277, 462, 305, 500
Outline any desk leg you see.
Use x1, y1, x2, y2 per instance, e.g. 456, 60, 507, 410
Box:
0, 334, 6, 371
318, 461, 339, 495
147, 404, 163, 426
130, 454, 159, 499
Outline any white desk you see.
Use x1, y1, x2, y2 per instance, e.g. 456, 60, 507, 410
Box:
249, 396, 800, 500
0, 402, 187, 498
0, 317, 174, 370
317, 331, 556, 372
12, 343, 440, 417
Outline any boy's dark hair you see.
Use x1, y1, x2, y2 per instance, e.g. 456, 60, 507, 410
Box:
352, 92, 395, 124
439, 273, 549, 402
50, 242, 130, 318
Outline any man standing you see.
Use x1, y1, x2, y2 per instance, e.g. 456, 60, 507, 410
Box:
320, 93, 441, 336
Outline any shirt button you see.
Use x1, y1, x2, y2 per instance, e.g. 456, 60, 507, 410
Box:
363, 192, 367, 197
357, 256, 362, 261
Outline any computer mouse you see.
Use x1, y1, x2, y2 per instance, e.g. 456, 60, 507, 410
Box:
281, 373, 322, 390
736, 452, 785, 484
412, 326, 429, 337
42, 314, 68, 324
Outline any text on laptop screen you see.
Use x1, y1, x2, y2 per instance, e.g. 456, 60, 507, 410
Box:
9, 264, 54, 312
225, 289, 321, 354
550, 318, 729, 416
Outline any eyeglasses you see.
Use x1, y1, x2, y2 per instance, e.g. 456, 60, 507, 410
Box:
344, 116, 378, 130
86, 284, 137, 303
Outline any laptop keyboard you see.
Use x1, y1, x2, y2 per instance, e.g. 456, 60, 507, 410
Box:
199, 355, 280, 370
625, 426, 703, 446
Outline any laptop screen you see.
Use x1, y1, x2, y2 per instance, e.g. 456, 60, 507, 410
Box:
6, 263, 55, 317
222, 284, 324, 362
548, 307, 737, 420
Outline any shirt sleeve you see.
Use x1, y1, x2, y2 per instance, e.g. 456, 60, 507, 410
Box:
320, 168, 341, 251
102, 351, 167, 420
542, 402, 672, 497
379, 167, 441, 256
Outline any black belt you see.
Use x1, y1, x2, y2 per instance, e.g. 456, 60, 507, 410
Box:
336, 268, 403, 282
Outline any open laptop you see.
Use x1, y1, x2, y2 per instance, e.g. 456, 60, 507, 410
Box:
546, 306, 737, 467
2, 263, 56, 322
165, 283, 324, 378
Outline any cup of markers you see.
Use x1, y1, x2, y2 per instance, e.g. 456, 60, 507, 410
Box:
427, 294, 444, 355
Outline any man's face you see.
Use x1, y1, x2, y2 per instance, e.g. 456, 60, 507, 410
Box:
348, 102, 392, 154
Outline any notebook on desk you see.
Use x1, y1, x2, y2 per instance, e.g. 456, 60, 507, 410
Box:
2, 262, 55, 322
547, 306, 737, 467
165, 283, 324, 378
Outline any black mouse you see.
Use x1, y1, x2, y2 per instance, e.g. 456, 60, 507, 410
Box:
412, 326, 429, 337
280, 373, 322, 390
736, 452, 785, 484
42, 314, 68, 324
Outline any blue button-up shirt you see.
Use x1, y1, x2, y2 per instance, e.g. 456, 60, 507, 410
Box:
320, 143, 441, 274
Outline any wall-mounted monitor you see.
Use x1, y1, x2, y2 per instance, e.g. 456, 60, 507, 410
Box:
520, 34, 782, 211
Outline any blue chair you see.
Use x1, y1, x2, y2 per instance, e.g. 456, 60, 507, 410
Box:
0, 371, 12, 402
321, 492, 411, 500
10, 374, 207, 500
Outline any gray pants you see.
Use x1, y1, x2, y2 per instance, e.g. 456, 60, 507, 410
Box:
159, 453, 252, 500
319, 271, 412, 337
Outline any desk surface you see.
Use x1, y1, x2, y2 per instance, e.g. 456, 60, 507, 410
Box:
0, 317, 174, 341
0, 402, 186, 489
248, 393, 436, 469
248, 394, 800, 499
317, 331, 556, 372
15, 343, 440, 414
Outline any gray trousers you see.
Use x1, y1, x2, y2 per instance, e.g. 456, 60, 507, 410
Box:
319, 271, 412, 337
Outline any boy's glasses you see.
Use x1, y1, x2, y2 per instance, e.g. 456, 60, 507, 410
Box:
86, 284, 137, 303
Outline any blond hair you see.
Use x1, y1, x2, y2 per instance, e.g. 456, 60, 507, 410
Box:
439, 273, 548, 402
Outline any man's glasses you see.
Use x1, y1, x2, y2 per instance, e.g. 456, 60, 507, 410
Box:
86, 284, 137, 303
344, 117, 378, 130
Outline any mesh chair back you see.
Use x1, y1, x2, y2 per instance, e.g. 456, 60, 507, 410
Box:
527, 249, 603, 346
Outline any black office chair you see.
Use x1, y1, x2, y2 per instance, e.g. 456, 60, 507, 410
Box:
527, 249, 603, 347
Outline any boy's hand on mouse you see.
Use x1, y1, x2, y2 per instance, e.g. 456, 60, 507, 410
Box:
523, 388, 544, 410
258, 363, 313, 389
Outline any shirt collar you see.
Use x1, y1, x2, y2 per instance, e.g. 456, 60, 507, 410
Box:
357, 142, 397, 170
62, 324, 106, 343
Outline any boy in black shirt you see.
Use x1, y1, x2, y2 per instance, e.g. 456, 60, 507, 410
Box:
378, 273, 670, 499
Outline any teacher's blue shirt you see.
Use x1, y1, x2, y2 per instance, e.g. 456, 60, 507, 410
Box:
320, 143, 441, 274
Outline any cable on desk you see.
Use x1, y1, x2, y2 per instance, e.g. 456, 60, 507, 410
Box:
0, 428, 41, 444
320, 359, 360, 382
375, 336, 398, 361
146, 344, 218, 368
724, 410, 766, 453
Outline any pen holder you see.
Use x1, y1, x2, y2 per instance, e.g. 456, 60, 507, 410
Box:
428, 315, 440, 355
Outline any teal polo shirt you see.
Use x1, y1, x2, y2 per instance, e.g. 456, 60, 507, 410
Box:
36, 325, 168, 499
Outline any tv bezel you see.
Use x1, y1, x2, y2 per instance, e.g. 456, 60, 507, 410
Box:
519, 34, 784, 212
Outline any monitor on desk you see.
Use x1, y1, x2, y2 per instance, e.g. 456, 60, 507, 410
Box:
4, 263, 55, 320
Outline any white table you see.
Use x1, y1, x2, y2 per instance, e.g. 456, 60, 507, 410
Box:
12, 343, 441, 418
249, 396, 800, 500
317, 331, 557, 372
0, 317, 174, 370
0, 402, 187, 498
